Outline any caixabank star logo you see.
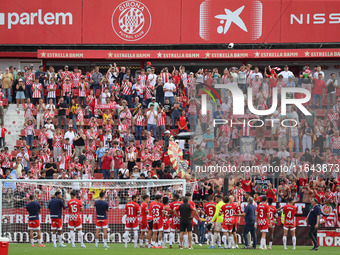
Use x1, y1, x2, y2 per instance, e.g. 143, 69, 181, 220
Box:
112, 0, 152, 41
199, 0, 263, 41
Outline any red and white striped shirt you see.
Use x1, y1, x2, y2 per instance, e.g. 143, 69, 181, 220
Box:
39, 132, 48, 146
181, 73, 188, 86
188, 77, 196, 90
138, 75, 147, 85
233, 188, 245, 202
44, 112, 54, 122
122, 82, 132, 95
144, 85, 153, 99
231, 129, 238, 139
46, 83, 57, 98
62, 83, 73, 96
135, 115, 144, 126
157, 112, 166, 126
242, 124, 251, 136
63, 144, 74, 157
53, 135, 63, 147
162, 73, 170, 83
32, 83, 42, 98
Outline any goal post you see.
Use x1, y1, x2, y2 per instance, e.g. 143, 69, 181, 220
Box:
0, 179, 186, 243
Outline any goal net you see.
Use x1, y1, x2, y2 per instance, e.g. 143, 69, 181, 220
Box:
0, 179, 186, 244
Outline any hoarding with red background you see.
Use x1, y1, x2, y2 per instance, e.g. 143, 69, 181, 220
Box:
181, 0, 281, 44
82, 0, 181, 44
0, 0, 340, 44
0, 0, 82, 44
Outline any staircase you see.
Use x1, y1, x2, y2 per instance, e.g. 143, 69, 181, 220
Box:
4, 104, 25, 151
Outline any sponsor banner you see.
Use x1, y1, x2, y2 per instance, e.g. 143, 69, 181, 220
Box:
318, 230, 340, 247
181, 0, 281, 44
95, 104, 119, 110
281, 0, 340, 43
37, 48, 340, 59
0, 0, 82, 44
82, 0, 181, 44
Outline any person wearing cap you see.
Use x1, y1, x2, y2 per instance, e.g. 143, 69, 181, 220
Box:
16, 78, 26, 110
148, 97, 159, 113
1, 67, 13, 103
278, 65, 294, 83
148, 66, 157, 87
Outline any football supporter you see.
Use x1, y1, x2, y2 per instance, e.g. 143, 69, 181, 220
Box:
94, 190, 110, 248
67, 190, 85, 248
48, 191, 66, 248
26, 194, 45, 247
124, 195, 140, 248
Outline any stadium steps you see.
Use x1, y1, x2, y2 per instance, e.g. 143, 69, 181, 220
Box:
4, 104, 25, 151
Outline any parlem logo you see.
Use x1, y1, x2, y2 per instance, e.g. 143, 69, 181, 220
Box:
0, 10, 73, 29
112, 0, 152, 41
199, 0, 263, 41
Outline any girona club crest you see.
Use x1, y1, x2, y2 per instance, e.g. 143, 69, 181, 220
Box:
112, 0, 152, 41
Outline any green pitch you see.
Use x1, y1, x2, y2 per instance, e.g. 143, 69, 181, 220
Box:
8, 244, 339, 255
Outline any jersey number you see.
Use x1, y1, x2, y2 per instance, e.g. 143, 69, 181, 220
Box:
71, 204, 77, 213
128, 207, 133, 215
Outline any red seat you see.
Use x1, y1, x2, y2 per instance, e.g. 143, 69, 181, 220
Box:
316, 109, 326, 117
73, 90, 79, 97
56, 89, 61, 97
15, 140, 23, 148
11, 150, 19, 157
20, 129, 25, 137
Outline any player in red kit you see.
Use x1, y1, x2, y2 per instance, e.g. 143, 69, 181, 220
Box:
229, 196, 241, 248
150, 195, 164, 248
203, 195, 216, 246
219, 196, 235, 249
255, 196, 271, 250
67, 191, 85, 248
162, 196, 171, 248
124, 195, 140, 248
169, 194, 182, 248
139, 195, 150, 248
267, 197, 277, 250
282, 197, 297, 250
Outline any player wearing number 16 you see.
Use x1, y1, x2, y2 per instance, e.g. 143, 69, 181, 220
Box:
67, 191, 85, 248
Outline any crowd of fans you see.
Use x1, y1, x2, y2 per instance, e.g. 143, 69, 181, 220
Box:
0, 62, 340, 207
